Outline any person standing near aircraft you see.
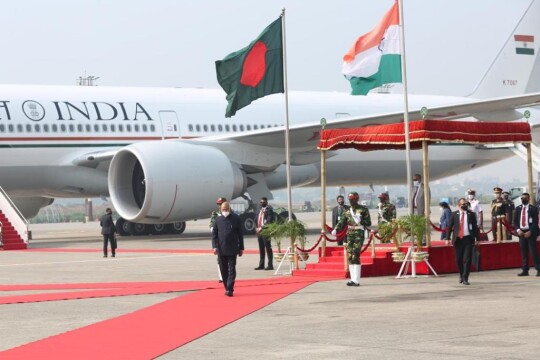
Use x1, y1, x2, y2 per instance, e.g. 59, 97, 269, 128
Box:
412, 174, 430, 217
446, 198, 479, 285
212, 201, 244, 297
100, 208, 116, 258
255, 197, 275, 270
210, 197, 227, 283
439, 201, 452, 240
332, 195, 350, 246
490, 187, 508, 241
377, 193, 396, 224
513, 193, 540, 277
332, 192, 371, 287
467, 189, 483, 232
502, 191, 515, 240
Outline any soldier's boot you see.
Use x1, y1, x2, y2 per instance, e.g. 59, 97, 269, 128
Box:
346, 265, 356, 286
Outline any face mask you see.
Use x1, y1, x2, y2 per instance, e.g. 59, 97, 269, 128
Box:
467, 194, 474, 200
521, 199, 529, 205
221, 211, 230, 217
338, 200, 344, 206
460, 205, 468, 211
503, 195, 509, 200
413, 180, 420, 187
260, 202, 267, 207
440, 207, 443, 211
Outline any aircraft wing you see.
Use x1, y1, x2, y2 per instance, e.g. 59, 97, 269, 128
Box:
194, 92, 540, 151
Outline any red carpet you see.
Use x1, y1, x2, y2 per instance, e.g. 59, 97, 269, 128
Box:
0, 279, 316, 359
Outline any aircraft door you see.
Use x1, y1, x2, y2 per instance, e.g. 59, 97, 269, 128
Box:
158, 111, 180, 139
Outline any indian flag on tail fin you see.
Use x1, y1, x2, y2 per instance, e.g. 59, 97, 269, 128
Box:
342, 1, 402, 95
515, 35, 535, 55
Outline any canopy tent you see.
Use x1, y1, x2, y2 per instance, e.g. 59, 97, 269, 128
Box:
317, 119, 532, 252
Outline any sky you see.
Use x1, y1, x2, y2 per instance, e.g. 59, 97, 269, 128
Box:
0, 0, 534, 183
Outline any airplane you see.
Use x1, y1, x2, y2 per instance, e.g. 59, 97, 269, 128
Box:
1, 0, 540, 238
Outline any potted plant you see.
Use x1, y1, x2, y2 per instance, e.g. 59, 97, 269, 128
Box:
398, 214, 429, 261
260, 218, 307, 262
379, 220, 403, 262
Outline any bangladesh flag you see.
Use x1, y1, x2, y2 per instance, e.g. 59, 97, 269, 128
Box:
216, 17, 284, 118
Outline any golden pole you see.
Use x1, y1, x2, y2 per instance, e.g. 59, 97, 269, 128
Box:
527, 143, 534, 203
496, 215, 503, 243
422, 141, 431, 247
320, 149, 327, 258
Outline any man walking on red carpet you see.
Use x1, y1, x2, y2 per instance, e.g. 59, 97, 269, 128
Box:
212, 201, 244, 297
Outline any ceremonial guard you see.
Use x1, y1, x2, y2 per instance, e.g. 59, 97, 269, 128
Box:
377, 193, 396, 224
332, 192, 371, 287
502, 191, 515, 240
490, 187, 508, 241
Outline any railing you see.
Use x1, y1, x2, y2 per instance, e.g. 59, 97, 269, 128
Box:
0, 185, 29, 243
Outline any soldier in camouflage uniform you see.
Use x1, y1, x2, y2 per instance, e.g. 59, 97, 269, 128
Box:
502, 191, 515, 240
377, 193, 396, 224
210, 197, 227, 283
332, 192, 372, 286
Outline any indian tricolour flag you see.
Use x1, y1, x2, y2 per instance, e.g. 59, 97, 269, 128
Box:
515, 35, 535, 55
342, 1, 402, 95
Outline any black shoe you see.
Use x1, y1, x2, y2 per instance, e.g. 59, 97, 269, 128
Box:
103, 255, 107, 258
225, 291, 233, 297
265, 266, 274, 270
518, 271, 529, 277
218, 280, 223, 283
459, 278, 463, 284
462, 281, 470, 285
254, 266, 264, 270
112, 254, 115, 258
537, 271, 540, 277
347, 281, 360, 287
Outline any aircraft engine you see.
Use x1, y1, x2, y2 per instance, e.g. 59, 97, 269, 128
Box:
108, 141, 247, 223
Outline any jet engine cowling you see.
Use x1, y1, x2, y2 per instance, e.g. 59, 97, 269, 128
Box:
108, 141, 246, 223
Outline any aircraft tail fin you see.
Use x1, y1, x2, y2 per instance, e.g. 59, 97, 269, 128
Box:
469, 0, 540, 99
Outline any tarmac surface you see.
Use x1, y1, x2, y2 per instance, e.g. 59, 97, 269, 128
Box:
1, 211, 540, 359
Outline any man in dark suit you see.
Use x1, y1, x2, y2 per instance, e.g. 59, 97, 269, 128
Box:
255, 197, 276, 270
100, 208, 117, 258
446, 198, 479, 285
212, 201, 244, 297
332, 195, 350, 246
512, 193, 540, 277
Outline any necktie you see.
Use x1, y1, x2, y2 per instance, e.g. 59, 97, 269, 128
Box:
459, 212, 464, 238
258, 209, 265, 227
521, 206, 527, 228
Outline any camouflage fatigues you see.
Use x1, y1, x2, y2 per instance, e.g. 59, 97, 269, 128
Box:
209, 210, 220, 229
335, 205, 371, 264
377, 202, 396, 224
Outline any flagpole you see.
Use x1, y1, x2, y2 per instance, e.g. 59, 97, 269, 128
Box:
281, 9, 294, 252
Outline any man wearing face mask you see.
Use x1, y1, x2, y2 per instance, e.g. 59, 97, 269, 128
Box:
446, 198, 479, 285
502, 191, 515, 240
412, 174, 430, 217
255, 197, 276, 270
490, 187, 508, 241
513, 193, 540, 277
332, 195, 350, 246
332, 192, 372, 287
467, 189, 483, 231
212, 201, 244, 297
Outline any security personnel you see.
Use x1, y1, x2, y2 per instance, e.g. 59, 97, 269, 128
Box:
377, 193, 396, 224
513, 193, 540, 277
332, 192, 371, 287
209, 197, 227, 231
502, 191, 515, 240
490, 187, 508, 241
332, 195, 350, 245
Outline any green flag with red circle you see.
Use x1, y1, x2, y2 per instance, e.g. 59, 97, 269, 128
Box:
216, 17, 284, 118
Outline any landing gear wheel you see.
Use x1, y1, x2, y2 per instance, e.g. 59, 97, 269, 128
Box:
129, 222, 150, 236
150, 224, 168, 235
116, 218, 131, 236
167, 221, 186, 235
240, 213, 256, 235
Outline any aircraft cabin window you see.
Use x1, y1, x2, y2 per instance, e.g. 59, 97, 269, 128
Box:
17, 124, 23, 132
69, 124, 75, 132
101, 124, 107, 132
218, 124, 223, 132
141, 124, 146, 132
35, 124, 41, 132
93, 124, 99, 132
52, 124, 58, 132
150, 124, 155, 132
118, 124, 124, 132
77, 124, 83, 132
126, 124, 132, 132
232, 124, 237, 132
25, 124, 32, 132
60, 124, 66, 132
188, 124, 194, 132
85, 124, 91, 132
134, 124, 140, 132
246, 125, 251, 131
210, 124, 216, 132
225, 124, 230, 132
196, 124, 201, 132
0, 124, 4, 132
8, 124, 14, 132
111, 124, 116, 132
43, 124, 49, 132
203, 124, 208, 132
260, 125, 265, 129
239, 125, 244, 131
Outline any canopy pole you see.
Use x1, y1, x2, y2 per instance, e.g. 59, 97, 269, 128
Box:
320, 149, 327, 257
527, 143, 534, 201
422, 140, 431, 247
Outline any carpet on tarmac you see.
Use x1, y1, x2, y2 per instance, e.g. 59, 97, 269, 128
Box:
0, 278, 321, 359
